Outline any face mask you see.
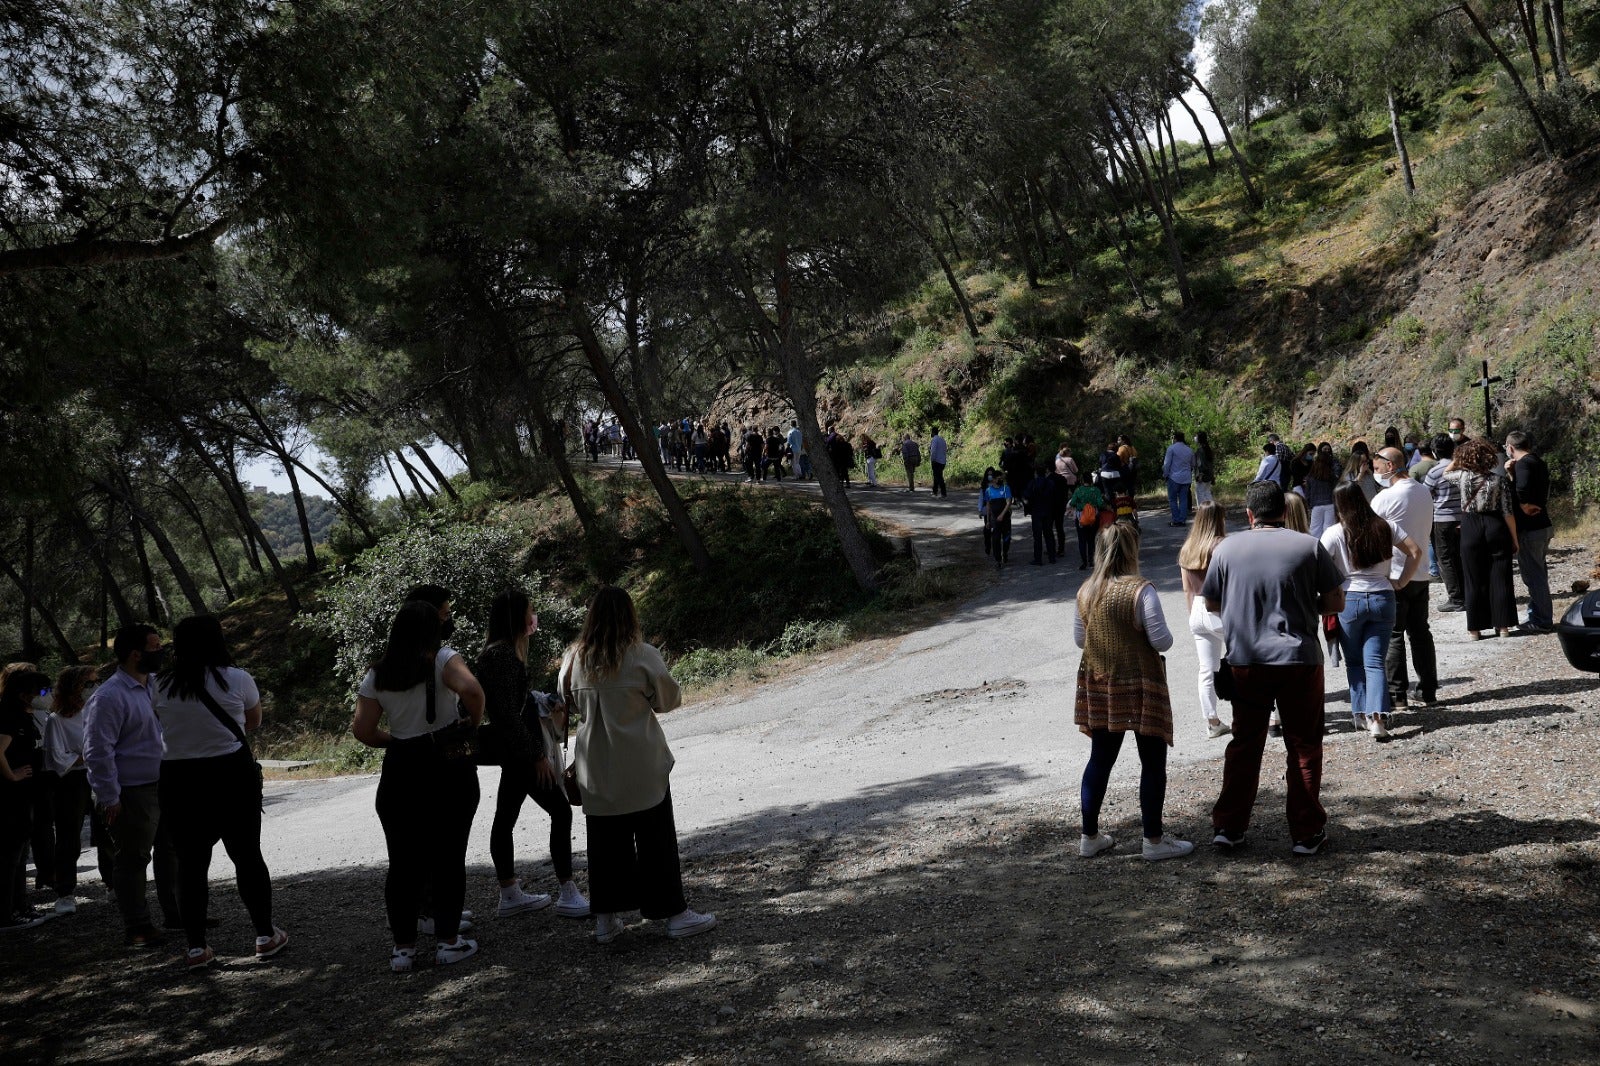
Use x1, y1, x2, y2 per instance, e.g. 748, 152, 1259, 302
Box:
31, 695, 51, 712
1375, 474, 1393, 487
1449, 431, 1464, 440
440, 617, 456, 640
140, 649, 167, 674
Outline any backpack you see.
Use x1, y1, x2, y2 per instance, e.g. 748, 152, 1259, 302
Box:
1078, 502, 1098, 527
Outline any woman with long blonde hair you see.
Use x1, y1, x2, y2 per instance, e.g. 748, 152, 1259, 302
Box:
1074, 524, 1193, 862
562, 587, 715, 944
1178, 503, 1231, 739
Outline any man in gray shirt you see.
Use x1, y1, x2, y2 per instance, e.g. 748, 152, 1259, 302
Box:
1202, 481, 1344, 856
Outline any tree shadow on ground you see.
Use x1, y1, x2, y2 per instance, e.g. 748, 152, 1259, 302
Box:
5, 767, 1599, 1066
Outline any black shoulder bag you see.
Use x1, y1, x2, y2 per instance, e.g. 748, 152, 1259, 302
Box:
424, 671, 479, 763
193, 685, 266, 798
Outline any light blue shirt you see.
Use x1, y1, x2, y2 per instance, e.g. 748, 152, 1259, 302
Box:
1162, 442, 1194, 484
929, 434, 948, 464
82, 668, 164, 806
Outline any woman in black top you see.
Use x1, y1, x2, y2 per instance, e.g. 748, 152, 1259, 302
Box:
478, 590, 590, 920
0, 665, 51, 930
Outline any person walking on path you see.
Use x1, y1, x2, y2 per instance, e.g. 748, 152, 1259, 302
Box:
1203, 481, 1344, 856
1504, 431, 1553, 633
900, 434, 922, 494
1055, 442, 1079, 486
351, 601, 485, 972
786, 421, 807, 480
1192, 432, 1215, 506
477, 590, 588, 922
1320, 484, 1422, 740
1161, 431, 1195, 526
1069, 480, 1107, 570
1424, 435, 1467, 612
39, 666, 113, 917
562, 587, 716, 945
860, 433, 881, 487
154, 616, 288, 970
1023, 464, 1058, 566
928, 427, 949, 497
1371, 447, 1437, 709
83, 625, 179, 948
1074, 523, 1193, 863
1, 665, 53, 931
1446, 438, 1519, 640
1048, 463, 1072, 561
1303, 449, 1339, 540
766, 427, 787, 482
983, 471, 1014, 569
1178, 504, 1232, 741
1254, 441, 1284, 485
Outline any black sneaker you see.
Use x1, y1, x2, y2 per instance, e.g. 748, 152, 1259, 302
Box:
1212, 829, 1247, 850
1292, 831, 1328, 856
1439, 602, 1465, 613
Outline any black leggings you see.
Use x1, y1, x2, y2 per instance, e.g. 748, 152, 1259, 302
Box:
160, 750, 274, 948
491, 760, 573, 883
376, 742, 479, 944
1, 785, 33, 919
1077, 521, 1097, 565
46, 770, 113, 894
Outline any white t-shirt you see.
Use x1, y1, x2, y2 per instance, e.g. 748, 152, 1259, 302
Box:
357, 648, 462, 740
155, 667, 261, 760
1320, 521, 1405, 594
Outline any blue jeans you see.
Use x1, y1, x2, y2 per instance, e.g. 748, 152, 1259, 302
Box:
1340, 590, 1396, 718
1080, 729, 1167, 839
1166, 480, 1190, 523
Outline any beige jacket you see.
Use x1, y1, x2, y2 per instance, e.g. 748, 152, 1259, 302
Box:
560, 642, 682, 816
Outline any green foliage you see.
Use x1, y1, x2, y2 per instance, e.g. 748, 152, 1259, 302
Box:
886, 377, 952, 434
248, 490, 339, 558
1393, 315, 1427, 350
300, 521, 579, 690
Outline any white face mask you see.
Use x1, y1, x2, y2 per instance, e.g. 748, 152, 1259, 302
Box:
31, 695, 52, 712
1375, 473, 1393, 487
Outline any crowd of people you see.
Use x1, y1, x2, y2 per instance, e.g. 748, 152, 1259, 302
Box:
0, 583, 715, 972
1073, 417, 1556, 859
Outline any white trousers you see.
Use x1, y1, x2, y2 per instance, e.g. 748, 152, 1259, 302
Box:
1189, 597, 1225, 723
1194, 481, 1214, 505
865, 457, 877, 485
1310, 504, 1336, 541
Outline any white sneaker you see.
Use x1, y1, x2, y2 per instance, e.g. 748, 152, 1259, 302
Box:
1351, 714, 1367, 731
666, 908, 718, 940
1206, 720, 1232, 740
54, 896, 76, 916
1079, 832, 1115, 858
435, 937, 478, 966
1142, 837, 1196, 861
390, 947, 416, 973
593, 912, 626, 944
1369, 714, 1391, 741
554, 881, 590, 918
496, 883, 553, 917
417, 911, 475, 936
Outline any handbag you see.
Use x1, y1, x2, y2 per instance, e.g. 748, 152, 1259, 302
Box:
193, 685, 265, 798
424, 672, 478, 763
1213, 657, 1236, 702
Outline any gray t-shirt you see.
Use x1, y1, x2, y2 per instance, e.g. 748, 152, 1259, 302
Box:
1200, 526, 1343, 666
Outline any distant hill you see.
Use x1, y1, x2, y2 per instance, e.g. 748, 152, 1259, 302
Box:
248, 488, 338, 557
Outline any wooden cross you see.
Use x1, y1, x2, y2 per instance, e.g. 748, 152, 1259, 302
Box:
1471, 359, 1502, 441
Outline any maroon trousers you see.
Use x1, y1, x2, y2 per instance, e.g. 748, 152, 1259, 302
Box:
1212, 663, 1327, 842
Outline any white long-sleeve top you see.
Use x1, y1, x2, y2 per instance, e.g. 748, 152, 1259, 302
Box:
1073, 584, 1173, 652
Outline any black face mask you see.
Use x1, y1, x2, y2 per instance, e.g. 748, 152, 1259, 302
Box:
440, 617, 456, 640
141, 649, 167, 675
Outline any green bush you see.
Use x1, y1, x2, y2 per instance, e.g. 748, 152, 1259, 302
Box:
1393, 314, 1427, 350
766, 618, 850, 657
300, 521, 580, 690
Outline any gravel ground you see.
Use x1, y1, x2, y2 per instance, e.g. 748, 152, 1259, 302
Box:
5, 547, 1599, 1066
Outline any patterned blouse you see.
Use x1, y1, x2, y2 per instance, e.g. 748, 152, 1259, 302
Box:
1448, 469, 1514, 517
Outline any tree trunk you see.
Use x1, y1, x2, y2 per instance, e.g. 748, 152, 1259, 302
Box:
396, 451, 433, 502
1066, 154, 1151, 310
100, 476, 209, 615
282, 457, 320, 571
1544, 1, 1572, 83
567, 298, 714, 573
1139, 120, 1178, 219
409, 442, 461, 504
382, 454, 410, 503
21, 515, 36, 659
0, 554, 78, 661
1164, 108, 1185, 189
529, 402, 599, 538
221, 446, 262, 572
179, 426, 301, 613
165, 477, 235, 602
902, 205, 980, 339
935, 205, 963, 260
1457, 2, 1558, 158
129, 516, 163, 623
1106, 100, 1193, 308
1388, 88, 1417, 196
1175, 91, 1218, 169
1022, 176, 1052, 271
1517, 0, 1547, 92
1187, 72, 1262, 208
985, 182, 1039, 288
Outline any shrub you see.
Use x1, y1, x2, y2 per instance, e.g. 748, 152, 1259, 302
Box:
1393, 315, 1426, 351
766, 619, 850, 657
300, 521, 580, 690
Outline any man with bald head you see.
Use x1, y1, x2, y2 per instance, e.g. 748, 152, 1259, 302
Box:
1372, 445, 1437, 707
